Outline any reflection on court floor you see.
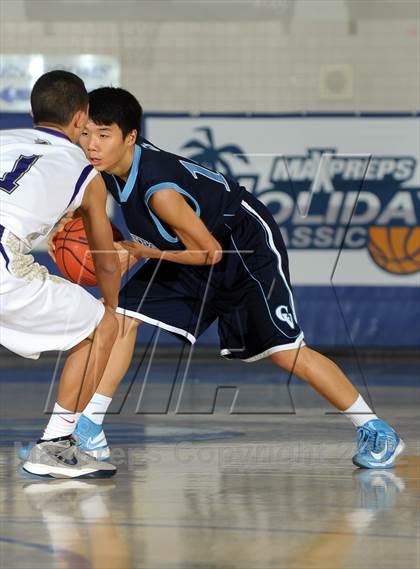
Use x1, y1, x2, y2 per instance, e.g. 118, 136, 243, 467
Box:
1, 357, 419, 568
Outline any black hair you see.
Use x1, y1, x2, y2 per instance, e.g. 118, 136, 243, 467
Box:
88, 87, 143, 139
31, 70, 89, 126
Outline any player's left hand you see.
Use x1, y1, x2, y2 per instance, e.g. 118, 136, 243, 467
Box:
114, 241, 139, 274
119, 240, 153, 260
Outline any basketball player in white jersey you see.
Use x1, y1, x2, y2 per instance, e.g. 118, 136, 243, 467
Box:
0, 71, 120, 478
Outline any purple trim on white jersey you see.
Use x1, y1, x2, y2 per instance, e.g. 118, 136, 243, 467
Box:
0, 226, 10, 271
35, 127, 72, 142
67, 165, 95, 208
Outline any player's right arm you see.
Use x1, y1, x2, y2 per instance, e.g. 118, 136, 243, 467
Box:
79, 175, 121, 310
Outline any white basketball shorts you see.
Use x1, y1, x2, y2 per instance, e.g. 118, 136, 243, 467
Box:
0, 226, 105, 359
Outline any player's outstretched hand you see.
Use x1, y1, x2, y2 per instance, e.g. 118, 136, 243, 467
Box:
48, 211, 75, 262
114, 241, 140, 275
119, 240, 154, 261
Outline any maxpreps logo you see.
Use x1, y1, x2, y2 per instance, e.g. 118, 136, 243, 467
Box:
182, 129, 419, 276
252, 148, 420, 275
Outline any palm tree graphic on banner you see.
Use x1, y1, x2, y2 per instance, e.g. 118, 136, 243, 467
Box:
181, 127, 249, 179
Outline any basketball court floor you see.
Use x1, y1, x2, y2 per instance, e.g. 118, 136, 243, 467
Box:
0, 349, 419, 569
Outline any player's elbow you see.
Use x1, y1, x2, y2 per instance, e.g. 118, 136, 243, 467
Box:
206, 246, 223, 265
100, 264, 120, 275
95, 257, 120, 275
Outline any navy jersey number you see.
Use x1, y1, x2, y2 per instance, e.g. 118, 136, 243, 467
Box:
0, 154, 41, 194
179, 160, 231, 192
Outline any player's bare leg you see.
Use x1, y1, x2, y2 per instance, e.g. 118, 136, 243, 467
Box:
57, 308, 119, 412
75, 327, 405, 469
93, 313, 141, 398
271, 346, 405, 468
270, 346, 358, 410
39, 246, 134, 440
81, 245, 142, 399
73, 313, 141, 459
30, 307, 119, 441
22, 310, 119, 478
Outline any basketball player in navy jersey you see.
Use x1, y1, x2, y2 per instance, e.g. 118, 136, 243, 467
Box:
60, 87, 403, 469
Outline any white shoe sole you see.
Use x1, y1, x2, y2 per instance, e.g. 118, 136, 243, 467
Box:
23, 480, 92, 494
353, 439, 406, 469
22, 462, 116, 479
390, 439, 406, 465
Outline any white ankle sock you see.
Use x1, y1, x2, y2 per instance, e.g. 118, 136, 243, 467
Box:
342, 395, 378, 428
83, 393, 112, 425
346, 510, 377, 532
80, 494, 109, 520
42, 403, 80, 440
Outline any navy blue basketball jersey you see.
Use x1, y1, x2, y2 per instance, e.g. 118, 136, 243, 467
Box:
102, 136, 246, 250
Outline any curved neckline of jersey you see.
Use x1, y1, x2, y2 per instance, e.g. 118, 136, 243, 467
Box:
35, 126, 72, 142
112, 144, 141, 203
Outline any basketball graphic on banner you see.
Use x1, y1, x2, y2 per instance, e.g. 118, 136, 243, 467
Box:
367, 226, 420, 275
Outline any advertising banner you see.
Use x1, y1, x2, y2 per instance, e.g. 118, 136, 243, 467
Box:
0, 55, 120, 112
145, 115, 420, 287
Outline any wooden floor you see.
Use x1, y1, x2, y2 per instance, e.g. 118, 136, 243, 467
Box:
0, 355, 419, 568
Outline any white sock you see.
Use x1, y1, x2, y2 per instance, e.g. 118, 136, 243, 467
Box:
342, 395, 378, 428
80, 494, 109, 520
83, 393, 112, 425
346, 510, 377, 532
42, 403, 81, 440
44, 512, 81, 550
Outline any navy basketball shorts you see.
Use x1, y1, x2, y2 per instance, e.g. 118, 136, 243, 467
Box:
117, 193, 305, 362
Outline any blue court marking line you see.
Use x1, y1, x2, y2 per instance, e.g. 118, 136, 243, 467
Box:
2, 369, 419, 386
3, 434, 242, 446
1, 519, 418, 541
0, 536, 91, 563
0, 420, 243, 446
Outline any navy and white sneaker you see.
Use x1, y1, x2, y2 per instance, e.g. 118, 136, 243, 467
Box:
24, 478, 115, 514
22, 436, 116, 479
74, 414, 110, 461
352, 419, 405, 469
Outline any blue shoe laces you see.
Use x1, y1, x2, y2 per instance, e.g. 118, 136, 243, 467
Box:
357, 426, 385, 454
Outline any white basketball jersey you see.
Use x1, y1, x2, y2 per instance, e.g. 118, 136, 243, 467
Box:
0, 127, 97, 250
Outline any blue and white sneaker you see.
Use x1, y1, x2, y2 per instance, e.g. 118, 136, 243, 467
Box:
354, 469, 405, 511
352, 419, 405, 469
74, 415, 110, 461
18, 442, 35, 461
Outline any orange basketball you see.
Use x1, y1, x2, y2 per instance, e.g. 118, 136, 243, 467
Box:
54, 217, 123, 286
367, 226, 420, 274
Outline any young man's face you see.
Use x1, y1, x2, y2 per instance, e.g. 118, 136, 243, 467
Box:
80, 120, 134, 173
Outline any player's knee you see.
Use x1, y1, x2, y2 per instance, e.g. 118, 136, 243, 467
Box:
271, 346, 312, 375
270, 348, 299, 372
116, 312, 141, 338
97, 310, 119, 345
